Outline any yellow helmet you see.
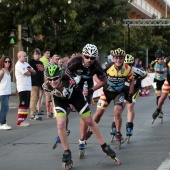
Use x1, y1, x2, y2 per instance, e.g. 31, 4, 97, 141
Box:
125, 54, 134, 64
112, 48, 126, 57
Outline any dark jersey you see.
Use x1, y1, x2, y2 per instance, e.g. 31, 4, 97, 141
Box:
66, 56, 106, 90
28, 59, 44, 86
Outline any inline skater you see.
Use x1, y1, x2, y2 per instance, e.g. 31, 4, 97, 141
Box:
65, 44, 107, 157
43, 64, 120, 169
86, 48, 134, 149
150, 49, 167, 123
110, 54, 147, 142
152, 56, 170, 124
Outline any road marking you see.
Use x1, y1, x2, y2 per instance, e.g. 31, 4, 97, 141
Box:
157, 156, 170, 170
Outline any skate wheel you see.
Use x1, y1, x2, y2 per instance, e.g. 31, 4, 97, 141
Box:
151, 119, 155, 124
114, 157, 121, 165
62, 160, 73, 170
79, 150, 85, 159
127, 136, 130, 143
111, 135, 114, 142
118, 142, 121, 149
52, 142, 57, 150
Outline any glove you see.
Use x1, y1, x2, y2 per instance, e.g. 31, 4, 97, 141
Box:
88, 88, 94, 96
127, 93, 133, 103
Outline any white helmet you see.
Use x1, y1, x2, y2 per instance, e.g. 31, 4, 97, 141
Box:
82, 44, 98, 57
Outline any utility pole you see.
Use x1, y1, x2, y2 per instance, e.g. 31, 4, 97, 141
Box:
18, 24, 22, 50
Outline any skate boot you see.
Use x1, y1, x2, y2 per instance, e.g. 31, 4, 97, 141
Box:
85, 129, 93, 140
52, 130, 70, 150
62, 150, 73, 169
52, 136, 61, 149
79, 139, 86, 159
115, 132, 123, 149
126, 122, 134, 143
158, 110, 163, 123
101, 144, 121, 165
110, 122, 116, 142
152, 109, 161, 124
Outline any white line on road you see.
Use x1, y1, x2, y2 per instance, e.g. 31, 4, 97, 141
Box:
157, 156, 170, 170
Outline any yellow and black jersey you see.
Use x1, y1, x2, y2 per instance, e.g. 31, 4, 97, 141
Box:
105, 63, 134, 92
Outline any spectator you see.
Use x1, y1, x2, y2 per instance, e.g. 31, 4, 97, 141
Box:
29, 48, 44, 120
107, 50, 114, 63
15, 51, 36, 127
40, 49, 52, 118
0, 56, 13, 130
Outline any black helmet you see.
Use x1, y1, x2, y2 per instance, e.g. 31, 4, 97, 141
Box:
155, 49, 165, 58
45, 63, 62, 78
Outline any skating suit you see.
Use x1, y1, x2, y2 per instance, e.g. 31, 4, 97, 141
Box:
66, 56, 106, 103
124, 66, 147, 102
162, 57, 170, 93
42, 74, 91, 119
151, 61, 167, 93
97, 63, 134, 110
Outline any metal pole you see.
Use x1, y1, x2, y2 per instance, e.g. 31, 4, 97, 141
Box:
26, 37, 28, 62
12, 45, 15, 82
128, 24, 130, 53
146, 48, 148, 69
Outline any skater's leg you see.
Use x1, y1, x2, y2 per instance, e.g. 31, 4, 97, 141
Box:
157, 92, 167, 109
56, 116, 69, 150
127, 102, 135, 122
80, 119, 88, 140
114, 105, 123, 133
82, 115, 105, 145
93, 108, 105, 123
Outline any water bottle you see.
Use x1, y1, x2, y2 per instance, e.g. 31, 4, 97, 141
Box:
83, 81, 88, 96
83, 81, 88, 91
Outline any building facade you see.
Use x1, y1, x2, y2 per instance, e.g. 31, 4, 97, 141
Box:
128, 0, 170, 19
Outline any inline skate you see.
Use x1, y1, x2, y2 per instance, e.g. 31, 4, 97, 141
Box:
85, 129, 93, 140
115, 132, 123, 149
152, 109, 163, 124
62, 150, 73, 170
79, 139, 86, 159
52, 130, 70, 149
126, 122, 133, 143
110, 122, 116, 142
101, 144, 121, 164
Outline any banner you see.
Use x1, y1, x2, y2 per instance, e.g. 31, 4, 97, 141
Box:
141, 73, 155, 88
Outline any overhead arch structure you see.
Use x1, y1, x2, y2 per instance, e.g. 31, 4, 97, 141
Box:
123, 19, 170, 67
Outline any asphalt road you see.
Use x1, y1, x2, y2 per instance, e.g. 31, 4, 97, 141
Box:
0, 89, 170, 170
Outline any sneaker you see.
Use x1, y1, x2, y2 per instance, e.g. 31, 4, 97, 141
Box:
36, 112, 44, 115
17, 121, 30, 127
30, 115, 42, 121
0, 124, 11, 130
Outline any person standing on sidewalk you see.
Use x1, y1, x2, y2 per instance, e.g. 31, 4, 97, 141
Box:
15, 51, 36, 127
40, 49, 52, 118
0, 56, 13, 130
29, 48, 44, 120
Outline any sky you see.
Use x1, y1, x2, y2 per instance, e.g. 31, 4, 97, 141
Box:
167, 0, 170, 5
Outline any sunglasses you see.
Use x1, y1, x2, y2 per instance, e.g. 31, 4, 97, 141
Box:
84, 55, 96, 60
4, 60, 11, 63
48, 77, 60, 81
